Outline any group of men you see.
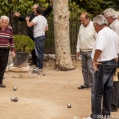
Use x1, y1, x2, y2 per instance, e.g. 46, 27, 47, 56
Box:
76, 8, 119, 119
0, 0, 53, 88
0, 1, 119, 118
14, 0, 53, 71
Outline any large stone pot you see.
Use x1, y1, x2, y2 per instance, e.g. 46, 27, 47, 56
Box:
13, 52, 29, 67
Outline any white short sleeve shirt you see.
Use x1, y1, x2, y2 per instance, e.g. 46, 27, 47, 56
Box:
91, 27, 119, 61
32, 15, 48, 38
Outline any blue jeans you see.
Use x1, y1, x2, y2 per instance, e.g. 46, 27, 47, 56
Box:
80, 51, 94, 87
91, 59, 117, 119
34, 35, 45, 69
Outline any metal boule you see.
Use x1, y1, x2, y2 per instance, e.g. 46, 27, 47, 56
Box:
43, 72, 46, 76
11, 97, 15, 101
67, 103, 72, 108
13, 86, 17, 91
14, 97, 18, 102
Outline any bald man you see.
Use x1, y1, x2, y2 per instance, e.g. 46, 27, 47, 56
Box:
76, 12, 96, 89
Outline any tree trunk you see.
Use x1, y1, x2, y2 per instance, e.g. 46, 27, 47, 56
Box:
53, 0, 75, 71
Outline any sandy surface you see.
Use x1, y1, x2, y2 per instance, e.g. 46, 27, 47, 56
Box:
0, 60, 119, 119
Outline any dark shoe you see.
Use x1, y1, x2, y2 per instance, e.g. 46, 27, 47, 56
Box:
111, 108, 118, 112
78, 85, 89, 89
29, 62, 36, 66
0, 83, 6, 88
90, 84, 92, 88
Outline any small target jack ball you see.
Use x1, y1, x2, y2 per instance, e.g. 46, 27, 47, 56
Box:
43, 72, 46, 76
13, 86, 17, 91
67, 104, 72, 108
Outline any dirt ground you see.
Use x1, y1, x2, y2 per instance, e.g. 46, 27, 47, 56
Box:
0, 60, 119, 119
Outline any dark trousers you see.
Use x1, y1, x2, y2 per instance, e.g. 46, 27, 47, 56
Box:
111, 81, 119, 110
34, 35, 45, 69
91, 59, 116, 119
111, 57, 119, 110
29, 36, 37, 64
0, 49, 9, 83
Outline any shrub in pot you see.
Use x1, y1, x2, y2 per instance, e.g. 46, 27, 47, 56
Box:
13, 35, 34, 67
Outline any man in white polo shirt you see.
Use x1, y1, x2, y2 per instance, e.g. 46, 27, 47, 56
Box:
26, 6, 48, 71
104, 8, 119, 112
76, 12, 96, 89
83, 15, 119, 119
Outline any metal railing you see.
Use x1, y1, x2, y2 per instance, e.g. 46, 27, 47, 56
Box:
45, 20, 80, 54
12, 19, 80, 54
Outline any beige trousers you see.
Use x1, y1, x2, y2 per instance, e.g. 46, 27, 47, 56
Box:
113, 68, 119, 81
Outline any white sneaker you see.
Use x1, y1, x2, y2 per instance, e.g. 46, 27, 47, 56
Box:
9, 63, 14, 67
82, 116, 92, 119
33, 67, 42, 72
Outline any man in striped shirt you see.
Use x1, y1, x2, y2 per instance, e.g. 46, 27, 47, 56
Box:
0, 16, 15, 88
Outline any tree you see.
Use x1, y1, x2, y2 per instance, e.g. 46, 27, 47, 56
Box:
69, 0, 119, 19
53, 0, 75, 71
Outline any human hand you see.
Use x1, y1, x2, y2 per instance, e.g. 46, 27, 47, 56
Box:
93, 61, 101, 72
76, 52, 80, 60
76, 52, 80, 57
13, 11, 20, 17
11, 51, 16, 58
50, 0, 53, 7
25, 16, 30, 21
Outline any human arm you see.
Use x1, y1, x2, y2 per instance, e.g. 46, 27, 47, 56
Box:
92, 49, 102, 72
76, 28, 81, 60
26, 16, 35, 27
14, 11, 26, 21
9, 28, 16, 57
42, 0, 53, 16
45, 26, 48, 31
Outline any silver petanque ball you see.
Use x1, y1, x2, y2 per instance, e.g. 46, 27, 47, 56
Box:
14, 97, 18, 102
11, 97, 15, 101
43, 72, 46, 76
13, 86, 17, 91
67, 103, 72, 108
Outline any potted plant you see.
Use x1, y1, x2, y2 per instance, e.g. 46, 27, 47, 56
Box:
13, 34, 34, 67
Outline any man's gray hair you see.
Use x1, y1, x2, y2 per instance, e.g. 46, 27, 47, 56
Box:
115, 11, 119, 17
32, 4, 39, 8
0, 16, 9, 23
103, 8, 118, 19
93, 15, 108, 25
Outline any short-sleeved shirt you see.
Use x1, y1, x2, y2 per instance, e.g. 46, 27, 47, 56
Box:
32, 15, 48, 38
91, 27, 119, 62
110, 19, 119, 36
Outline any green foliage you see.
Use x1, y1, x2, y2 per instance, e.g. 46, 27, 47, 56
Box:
14, 35, 34, 52
0, 0, 49, 16
69, 1, 86, 20
0, 0, 119, 19
69, 0, 119, 20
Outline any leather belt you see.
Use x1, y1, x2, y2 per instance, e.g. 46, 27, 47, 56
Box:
99, 59, 116, 63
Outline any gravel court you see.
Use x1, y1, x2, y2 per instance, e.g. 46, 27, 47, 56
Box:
0, 60, 119, 119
